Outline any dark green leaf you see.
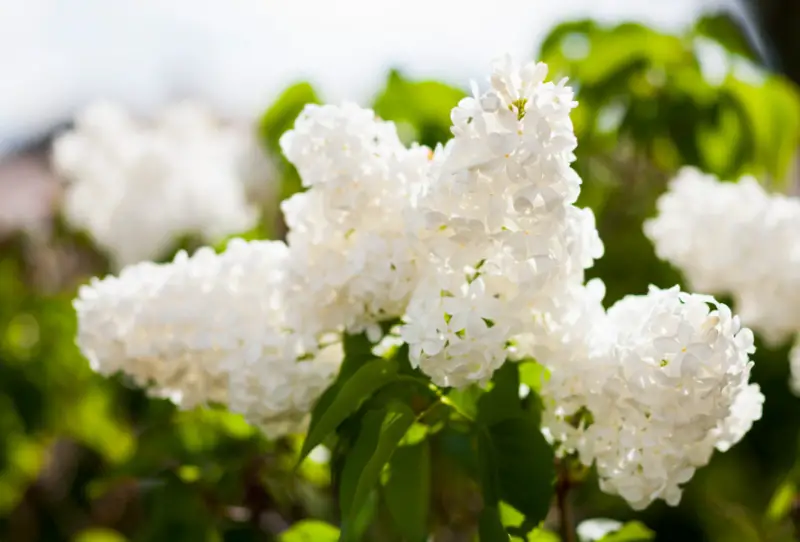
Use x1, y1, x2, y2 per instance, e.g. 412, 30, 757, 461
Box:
479, 505, 510, 542
339, 410, 383, 541
384, 440, 431, 542
340, 404, 415, 540
694, 13, 758, 61
477, 363, 522, 426
487, 418, 555, 526
478, 430, 500, 507
342, 332, 377, 380
299, 358, 399, 463
279, 520, 340, 542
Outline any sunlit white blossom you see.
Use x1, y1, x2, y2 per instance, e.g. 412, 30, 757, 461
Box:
402, 56, 602, 387
535, 285, 761, 509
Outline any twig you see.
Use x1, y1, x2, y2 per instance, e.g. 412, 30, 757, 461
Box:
556, 465, 576, 542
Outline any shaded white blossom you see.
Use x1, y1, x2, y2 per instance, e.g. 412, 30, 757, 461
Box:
645, 167, 800, 344
53, 101, 269, 269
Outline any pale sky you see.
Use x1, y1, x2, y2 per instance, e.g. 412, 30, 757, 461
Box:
0, 0, 741, 155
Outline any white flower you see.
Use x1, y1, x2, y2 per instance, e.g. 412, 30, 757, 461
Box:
404, 56, 599, 388
279, 103, 431, 341
645, 166, 800, 344
228, 341, 343, 439
536, 285, 761, 510
401, 273, 514, 388
53, 101, 268, 269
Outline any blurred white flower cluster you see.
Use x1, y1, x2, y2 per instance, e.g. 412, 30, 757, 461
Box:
53, 101, 271, 269
74, 58, 762, 507
645, 167, 800, 390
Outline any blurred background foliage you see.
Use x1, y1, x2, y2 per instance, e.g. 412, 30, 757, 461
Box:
2, 11, 800, 542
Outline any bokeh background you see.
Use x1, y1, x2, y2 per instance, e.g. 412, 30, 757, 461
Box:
2, 1, 800, 541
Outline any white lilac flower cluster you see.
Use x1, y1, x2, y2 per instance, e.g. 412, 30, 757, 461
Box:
53, 101, 270, 270
74, 58, 762, 509
645, 167, 800, 390
533, 284, 760, 509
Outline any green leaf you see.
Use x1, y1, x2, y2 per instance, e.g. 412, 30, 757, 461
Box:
340, 404, 415, 541
486, 418, 555, 527
73, 528, 127, 542
258, 82, 320, 154
600, 521, 655, 542
279, 520, 340, 542
299, 358, 399, 463
518, 361, 549, 394
527, 530, 560, 542
446, 385, 484, 421
479, 505, 510, 542
693, 13, 758, 61
342, 331, 378, 380
372, 70, 466, 147
384, 440, 431, 542
477, 362, 522, 426
339, 410, 383, 540
723, 75, 800, 186
767, 480, 797, 522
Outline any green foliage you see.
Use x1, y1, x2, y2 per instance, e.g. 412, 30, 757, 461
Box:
372, 70, 466, 146
259, 82, 321, 155
600, 521, 655, 541
257, 81, 322, 221
538, 17, 800, 185
384, 440, 431, 542
484, 418, 555, 529
300, 357, 399, 463
340, 404, 415, 540
279, 520, 340, 541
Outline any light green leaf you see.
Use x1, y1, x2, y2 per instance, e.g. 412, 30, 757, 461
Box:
528, 529, 560, 542
72, 528, 127, 542
373, 70, 466, 147
446, 385, 483, 421
767, 480, 797, 522
279, 520, 340, 542
384, 440, 431, 542
299, 358, 399, 463
518, 361, 549, 394
501, 502, 557, 541
258, 82, 320, 154
598, 521, 654, 542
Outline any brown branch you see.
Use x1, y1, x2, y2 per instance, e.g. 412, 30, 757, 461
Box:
556, 465, 576, 542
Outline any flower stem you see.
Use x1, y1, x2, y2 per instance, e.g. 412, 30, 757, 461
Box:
556, 464, 576, 542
